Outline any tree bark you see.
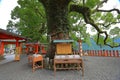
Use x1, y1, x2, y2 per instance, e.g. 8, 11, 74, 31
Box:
39, 0, 71, 59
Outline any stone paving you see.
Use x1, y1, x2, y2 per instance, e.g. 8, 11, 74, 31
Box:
0, 54, 15, 65
0, 54, 120, 80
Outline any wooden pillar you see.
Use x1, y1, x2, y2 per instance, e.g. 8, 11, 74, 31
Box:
35, 44, 39, 54
104, 50, 106, 56
88, 50, 90, 56
16, 39, 20, 47
26, 45, 29, 54
98, 50, 102, 56
15, 39, 20, 61
113, 50, 118, 57
0, 42, 4, 55
77, 40, 83, 56
116, 50, 119, 57
90, 50, 92, 56
41, 45, 47, 54
106, 50, 109, 57
19, 43, 22, 54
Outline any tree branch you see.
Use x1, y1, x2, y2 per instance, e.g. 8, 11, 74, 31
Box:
97, 33, 100, 44
106, 43, 120, 48
70, 5, 109, 45
98, 21, 120, 28
93, 0, 108, 12
97, 8, 120, 14
83, 0, 85, 6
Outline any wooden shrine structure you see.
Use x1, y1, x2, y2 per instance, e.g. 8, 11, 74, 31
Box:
53, 40, 84, 76
25, 43, 47, 55
0, 28, 27, 60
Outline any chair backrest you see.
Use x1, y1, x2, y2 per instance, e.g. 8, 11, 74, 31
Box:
56, 43, 72, 55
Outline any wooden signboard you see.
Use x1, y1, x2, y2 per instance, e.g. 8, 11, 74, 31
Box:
53, 40, 74, 55
15, 47, 21, 61
56, 43, 72, 54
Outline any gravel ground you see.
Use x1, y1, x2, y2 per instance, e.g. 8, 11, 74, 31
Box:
0, 55, 120, 80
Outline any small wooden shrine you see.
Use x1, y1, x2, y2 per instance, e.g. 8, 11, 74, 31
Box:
53, 40, 84, 76
25, 43, 47, 55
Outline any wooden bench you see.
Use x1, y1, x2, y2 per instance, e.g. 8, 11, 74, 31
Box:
54, 55, 84, 76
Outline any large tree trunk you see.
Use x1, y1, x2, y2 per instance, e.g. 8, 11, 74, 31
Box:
46, 0, 70, 39
40, 0, 71, 59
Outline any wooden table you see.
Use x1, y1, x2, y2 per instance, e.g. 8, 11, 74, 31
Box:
28, 54, 43, 72
54, 55, 84, 76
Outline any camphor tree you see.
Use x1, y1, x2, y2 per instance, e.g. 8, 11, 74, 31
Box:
8, 0, 120, 58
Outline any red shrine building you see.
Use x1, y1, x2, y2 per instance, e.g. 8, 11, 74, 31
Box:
0, 28, 26, 58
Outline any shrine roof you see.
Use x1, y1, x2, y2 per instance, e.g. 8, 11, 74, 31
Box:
53, 40, 74, 43
0, 28, 26, 40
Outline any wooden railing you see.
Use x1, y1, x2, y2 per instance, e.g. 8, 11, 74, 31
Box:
82, 50, 120, 57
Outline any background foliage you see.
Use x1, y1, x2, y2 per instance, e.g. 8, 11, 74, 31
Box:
7, 0, 120, 47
